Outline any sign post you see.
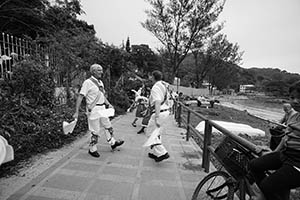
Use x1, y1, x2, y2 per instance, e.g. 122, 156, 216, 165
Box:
173, 77, 180, 93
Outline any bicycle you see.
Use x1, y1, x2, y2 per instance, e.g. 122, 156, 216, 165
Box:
192, 136, 263, 200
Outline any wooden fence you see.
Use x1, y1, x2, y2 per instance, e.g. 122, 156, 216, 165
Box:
0, 32, 55, 80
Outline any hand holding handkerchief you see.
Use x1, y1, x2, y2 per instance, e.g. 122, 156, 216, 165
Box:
63, 119, 77, 135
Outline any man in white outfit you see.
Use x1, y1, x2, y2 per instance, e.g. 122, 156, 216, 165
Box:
73, 64, 124, 157
146, 70, 170, 162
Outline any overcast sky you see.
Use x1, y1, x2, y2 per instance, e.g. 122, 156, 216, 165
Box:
78, 0, 300, 74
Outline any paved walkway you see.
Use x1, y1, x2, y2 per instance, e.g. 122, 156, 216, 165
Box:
7, 112, 210, 200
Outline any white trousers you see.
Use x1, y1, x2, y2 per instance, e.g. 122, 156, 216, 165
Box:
88, 116, 115, 151
146, 111, 170, 157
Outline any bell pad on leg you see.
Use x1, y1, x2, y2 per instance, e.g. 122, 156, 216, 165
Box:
89, 133, 99, 146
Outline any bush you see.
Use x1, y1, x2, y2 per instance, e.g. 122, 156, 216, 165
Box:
3, 60, 55, 107
108, 88, 131, 115
0, 60, 88, 177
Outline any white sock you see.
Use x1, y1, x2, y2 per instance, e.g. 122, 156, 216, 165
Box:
108, 137, 116, 145
90, 145, 97, 152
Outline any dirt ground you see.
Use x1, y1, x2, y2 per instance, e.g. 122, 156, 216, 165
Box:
217, 95, 284, 121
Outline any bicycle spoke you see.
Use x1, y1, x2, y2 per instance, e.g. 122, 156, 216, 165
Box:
192, 171, 235, 200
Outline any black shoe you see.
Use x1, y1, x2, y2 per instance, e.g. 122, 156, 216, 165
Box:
155, 153, 170, 162
148, 153, 157, 159
137, 128, 145, 134
132, 122, 136, 127
111, 140, 124, 150
88, 150, 100, 158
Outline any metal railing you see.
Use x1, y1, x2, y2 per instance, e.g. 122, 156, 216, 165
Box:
0, 32, 54, 80
173, 100, 262, 173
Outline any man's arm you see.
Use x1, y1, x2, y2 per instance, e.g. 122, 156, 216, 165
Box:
73, 94, 84, 119
279, 113, 288, 124
274, 135, 288, 152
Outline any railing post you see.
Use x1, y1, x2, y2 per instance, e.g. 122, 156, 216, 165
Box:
177, 103, 182, 127
202, 120, 212, 173
174, 100, 177, 120
186, 110, 191, 141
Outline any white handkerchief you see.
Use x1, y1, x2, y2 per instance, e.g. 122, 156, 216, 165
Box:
63, 119, 77, 135
101, 108, 115, 118
0, 136, 6, 165
0, 135, 14, 165
3, 145, 14, 164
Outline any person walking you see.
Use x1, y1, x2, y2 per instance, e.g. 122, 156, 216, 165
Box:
137, 105, 151, 134
131, 87, 149, 127
143, 70, 170, 162
249, 80, 300, 200
73, 64, 124, 158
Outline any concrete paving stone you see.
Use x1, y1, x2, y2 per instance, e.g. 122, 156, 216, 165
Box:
140, 179, 179, 188
25, 195, 66, 200
96, 174, 136, 184
71, 158, 106, 166
62, 161, 103, 172
171, 145, 195, 152
179, 170, 207, 182
42, 174, 91, 192
102, 166, 138, 177
171, 154, 201, 165
179, 160, 203, 172
169, 148, 201, 159
116, 147, 143, 158
182, 181, 199, 189
142, 159, 177, 170
183, 186, 197, 200
29, 186, 81, 200
138, 184, 183, 200
83, 193, 110, 200
4, 113, 213, 200
169, 138, 191, 145
106, 155, 140, 167
57, 168, 97, 178
88, 179, 133, 200
140, 169, 177, 183
75, 150, 110, 161
178, 150, 201, 160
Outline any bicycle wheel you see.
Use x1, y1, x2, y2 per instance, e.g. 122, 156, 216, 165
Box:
192, 171, 236, 200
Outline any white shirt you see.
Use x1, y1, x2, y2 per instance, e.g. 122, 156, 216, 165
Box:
80, 76, 105, 107
149, 81, 169, 110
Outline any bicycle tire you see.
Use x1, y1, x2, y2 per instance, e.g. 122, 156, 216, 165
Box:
192, 171, 236, 200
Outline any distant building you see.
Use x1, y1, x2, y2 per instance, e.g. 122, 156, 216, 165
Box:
239, 84, 255, 93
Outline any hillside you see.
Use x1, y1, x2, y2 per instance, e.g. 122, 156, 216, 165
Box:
178, 53, 300, 94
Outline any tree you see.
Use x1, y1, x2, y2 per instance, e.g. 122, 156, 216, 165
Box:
0, 0, 49, 38
130, 44, 161, 74
203, 34, 243, 91
263, 80, 289, 97
125, 37, 131, 53
142, 0, 226, 80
